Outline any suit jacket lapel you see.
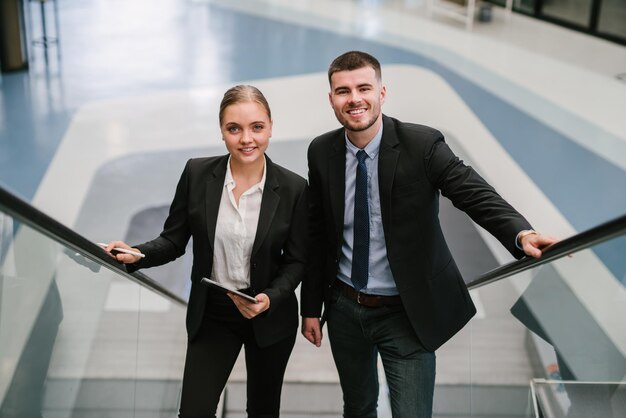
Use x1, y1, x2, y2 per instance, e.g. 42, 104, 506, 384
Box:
252, 156, 280, 258
205, 157, 228, 252
378, 115, 399, 235
329, 132, 346, 251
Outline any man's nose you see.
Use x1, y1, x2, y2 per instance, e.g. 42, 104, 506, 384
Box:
349, 91, 362, 103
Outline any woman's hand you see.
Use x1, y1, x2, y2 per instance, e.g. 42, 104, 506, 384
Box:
102, 241, 143, 264
228, 292, 270, 319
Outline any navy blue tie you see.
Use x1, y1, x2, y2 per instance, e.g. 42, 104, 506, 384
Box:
351, 150, 369, 292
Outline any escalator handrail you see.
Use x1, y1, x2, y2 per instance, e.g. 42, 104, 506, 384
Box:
0, 185, 187, 306
467, 212, 626, 290
4, 184, 624, 300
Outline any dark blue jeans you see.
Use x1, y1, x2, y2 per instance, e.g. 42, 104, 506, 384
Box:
327, 288, 436, 418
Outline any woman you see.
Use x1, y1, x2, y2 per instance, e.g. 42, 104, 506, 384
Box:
104, 85, 307, 417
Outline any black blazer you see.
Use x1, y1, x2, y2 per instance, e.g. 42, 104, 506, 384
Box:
301, 115, 531, 351
128, 155, 308, 347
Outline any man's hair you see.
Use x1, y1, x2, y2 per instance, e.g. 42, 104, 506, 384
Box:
328, 51, 382, 84
219, 85, 271, 125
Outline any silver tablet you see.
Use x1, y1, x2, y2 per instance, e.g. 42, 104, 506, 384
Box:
201, 277, 259, 303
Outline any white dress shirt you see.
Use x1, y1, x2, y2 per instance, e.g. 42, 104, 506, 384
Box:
210, 157, 266, 290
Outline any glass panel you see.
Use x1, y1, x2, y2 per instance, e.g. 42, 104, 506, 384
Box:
446, 232, 626, 416
597, 0, 626, 39
533, 381, 626, 417
0, 210, 186, 417
438, 269, 539, 417
541, 0, 593, 26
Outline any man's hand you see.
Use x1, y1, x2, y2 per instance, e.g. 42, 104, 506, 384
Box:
519, 231, 558, 258
301, 317, 323, 347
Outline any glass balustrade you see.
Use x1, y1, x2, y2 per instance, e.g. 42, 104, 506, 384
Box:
1, 182, 624, 417
0, 209, 187, 417
435, 232, 626, 417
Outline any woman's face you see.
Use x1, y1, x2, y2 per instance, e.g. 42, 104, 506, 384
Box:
221, 101, 272, 168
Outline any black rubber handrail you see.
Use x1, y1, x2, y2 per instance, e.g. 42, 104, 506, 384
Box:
0, 185, 186, 306
467, 213, 626, 290
3, 183, 624, 298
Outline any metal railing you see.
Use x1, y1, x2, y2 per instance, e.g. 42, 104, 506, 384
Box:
3, 183, 625, 303
467, 213, 626, 290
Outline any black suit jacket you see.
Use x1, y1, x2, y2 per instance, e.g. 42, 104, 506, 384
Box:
128, 155, 308, 347
301, 115, 531, 351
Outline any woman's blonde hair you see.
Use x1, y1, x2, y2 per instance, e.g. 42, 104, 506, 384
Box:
219, 85, 271, 125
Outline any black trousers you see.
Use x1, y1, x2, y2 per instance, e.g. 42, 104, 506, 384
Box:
178, 290, 296, 418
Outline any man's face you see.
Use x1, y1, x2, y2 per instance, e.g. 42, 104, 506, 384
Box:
328, 66, 386, 135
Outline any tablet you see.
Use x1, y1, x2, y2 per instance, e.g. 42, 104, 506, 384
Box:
201, 277, 259, 303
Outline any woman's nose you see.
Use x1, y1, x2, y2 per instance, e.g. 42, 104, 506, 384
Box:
240, 130, 253, 143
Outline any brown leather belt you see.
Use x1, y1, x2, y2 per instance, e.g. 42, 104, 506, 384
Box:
334, 280, 402, 308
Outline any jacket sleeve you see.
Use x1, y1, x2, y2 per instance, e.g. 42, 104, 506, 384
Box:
263, 181, 309, 314
425, 134, 532, 259
300, 145, 326, 318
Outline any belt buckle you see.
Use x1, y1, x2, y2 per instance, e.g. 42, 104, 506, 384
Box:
357, 292, 363, 305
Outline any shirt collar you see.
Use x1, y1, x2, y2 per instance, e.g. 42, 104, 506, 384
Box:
225, 155, 267, 192
344, 124, 383, 160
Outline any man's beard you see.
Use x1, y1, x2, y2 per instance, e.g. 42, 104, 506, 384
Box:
336, 108, 380, 133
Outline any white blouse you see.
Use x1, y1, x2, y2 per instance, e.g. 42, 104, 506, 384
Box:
210, 157, 266, 290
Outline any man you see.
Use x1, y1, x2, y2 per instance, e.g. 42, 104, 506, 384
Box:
300, 51, 556, 417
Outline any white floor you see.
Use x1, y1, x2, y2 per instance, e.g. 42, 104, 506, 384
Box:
3, 0, 625, 415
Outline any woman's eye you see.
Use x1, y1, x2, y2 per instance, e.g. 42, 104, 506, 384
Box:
227, 127, 239, 133
253, 124, 264, 131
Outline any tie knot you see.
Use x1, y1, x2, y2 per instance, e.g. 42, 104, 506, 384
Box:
357, 150, 368, 164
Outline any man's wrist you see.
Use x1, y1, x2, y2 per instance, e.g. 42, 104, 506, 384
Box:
516, 229, 537, 249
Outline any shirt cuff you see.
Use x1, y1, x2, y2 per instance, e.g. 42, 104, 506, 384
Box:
515, 229, 537, 250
